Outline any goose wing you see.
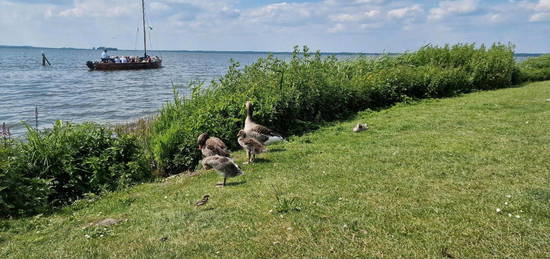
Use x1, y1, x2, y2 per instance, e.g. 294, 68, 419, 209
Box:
206, 144, 230, 157
242, 137, 266, 153
251, 124, 282, 138
207, 137, 228, 150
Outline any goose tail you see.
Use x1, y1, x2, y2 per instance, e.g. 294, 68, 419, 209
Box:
264, 135, 284, 145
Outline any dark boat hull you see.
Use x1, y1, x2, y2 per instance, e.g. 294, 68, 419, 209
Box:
87, 60, 162, 70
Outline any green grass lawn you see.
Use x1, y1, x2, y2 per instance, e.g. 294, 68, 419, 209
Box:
1, 81, 549, 258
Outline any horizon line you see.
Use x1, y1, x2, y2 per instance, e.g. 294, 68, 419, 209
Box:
0, 44, 547, 56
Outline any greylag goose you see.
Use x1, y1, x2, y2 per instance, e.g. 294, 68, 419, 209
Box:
197, 133, 230, 157
201, 155, 244, 187
237, 130, 266, 163
353, 123, 368, 132
244, 101, 284, 145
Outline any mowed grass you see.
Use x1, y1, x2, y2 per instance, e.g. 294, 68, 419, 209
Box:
2, 82, 550, 258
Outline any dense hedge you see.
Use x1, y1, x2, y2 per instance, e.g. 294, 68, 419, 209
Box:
0, 122, 151, 217
151, 43, 539, 174
517, 54, 550, 82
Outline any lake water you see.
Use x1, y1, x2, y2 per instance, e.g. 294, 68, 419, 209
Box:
0, 47, 538, 137
0, 47, 304, 136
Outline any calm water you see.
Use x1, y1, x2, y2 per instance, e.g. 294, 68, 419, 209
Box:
0, 47, 302, 136
0, 47, 538, 137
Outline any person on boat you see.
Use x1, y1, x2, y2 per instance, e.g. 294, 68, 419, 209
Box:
101, 49, 109, 63
120, 56, 128, 63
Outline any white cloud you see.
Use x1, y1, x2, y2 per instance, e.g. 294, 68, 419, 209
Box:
485, 13, 504, 23
328, 23, 346, 33
329, 10, 379, 22
387, 5, 422, 19
150, 2, 170, 11
59, 0, 138, 18
522, 0, 550, 22
529, 12, 550, 21
429, 0, 478, 20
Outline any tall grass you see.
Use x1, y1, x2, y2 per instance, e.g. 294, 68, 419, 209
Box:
150, 43, 526, 174
0, 121, 151, 217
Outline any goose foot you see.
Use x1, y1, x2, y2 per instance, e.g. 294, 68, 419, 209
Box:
215, 182, 225, 187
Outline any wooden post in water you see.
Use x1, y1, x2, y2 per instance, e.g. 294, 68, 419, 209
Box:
42, 51, 51, 66
35, 106, 39, 129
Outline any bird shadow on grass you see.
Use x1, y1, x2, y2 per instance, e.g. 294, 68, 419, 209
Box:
224, 181, 247, 186
251, 158, 271, 163
267, 148, 286, 153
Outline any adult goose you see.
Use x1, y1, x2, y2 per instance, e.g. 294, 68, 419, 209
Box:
237, 130, 266, 163
197, 133, 230, 157
244, 101, 284, 145
201, 155, 244, 187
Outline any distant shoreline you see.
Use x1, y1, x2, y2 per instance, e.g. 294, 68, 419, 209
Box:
0, 44, 545, 57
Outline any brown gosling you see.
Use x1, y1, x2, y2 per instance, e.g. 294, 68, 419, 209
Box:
197, 133, 230, 157
244, 101, 284, 145
201, 155, 244, 187
353, 123, 368, 132
237, 130, 266, 163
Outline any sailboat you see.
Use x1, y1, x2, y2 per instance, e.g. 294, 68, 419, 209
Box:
86, 0, 162, 70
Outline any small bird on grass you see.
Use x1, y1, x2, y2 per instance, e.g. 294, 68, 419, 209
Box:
195, 195, 210, 207
201, 155, 244, 187
353, 123, 368, 132
237, 130, 266, 164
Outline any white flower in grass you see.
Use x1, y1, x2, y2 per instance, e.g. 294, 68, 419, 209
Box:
496, 208, 501, 213
85, 234, 91, 239
504, 202, 509, 205
515, 215, 520, 219
508, 213, 512, 217
505, 194, 511, 198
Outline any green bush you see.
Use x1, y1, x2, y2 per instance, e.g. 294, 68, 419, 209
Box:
0, 121, 151, 216
151, 43, 530, 174
517, 54, 550, 82
0, 144, 52, 217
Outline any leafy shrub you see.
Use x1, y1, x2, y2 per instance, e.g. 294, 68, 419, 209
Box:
0, 144, 52, 217
151, 43, 530, 174
0, 121, 151, 216
517, 54, 550, 82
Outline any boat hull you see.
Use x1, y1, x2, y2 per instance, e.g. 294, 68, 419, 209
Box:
87, 60, 162, 70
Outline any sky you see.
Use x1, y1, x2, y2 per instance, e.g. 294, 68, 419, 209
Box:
0, 0, 549, 53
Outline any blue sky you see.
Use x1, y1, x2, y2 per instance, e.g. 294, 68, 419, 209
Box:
0, 0, 549, 52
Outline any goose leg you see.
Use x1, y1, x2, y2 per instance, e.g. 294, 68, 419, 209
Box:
245, 150, 251, 164
216, 177, 226, 187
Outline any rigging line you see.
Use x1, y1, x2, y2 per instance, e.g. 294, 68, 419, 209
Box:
134, 27, 139, 51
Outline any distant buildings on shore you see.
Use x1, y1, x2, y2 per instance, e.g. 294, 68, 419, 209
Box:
93, 47, 118, 51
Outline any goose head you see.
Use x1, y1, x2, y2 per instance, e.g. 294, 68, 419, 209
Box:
236, 130, 246, 138
197, 133, 209, 149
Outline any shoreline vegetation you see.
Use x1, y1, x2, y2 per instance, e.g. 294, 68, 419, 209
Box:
1, 80, 548, 257
2, 43, 550, 218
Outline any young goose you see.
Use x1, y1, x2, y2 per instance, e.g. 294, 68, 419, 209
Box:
197, 133, 230, 157
244, 101, 284, 145
201, 155, 244, 187
237, 130, 266, 163
353, 123, 368, 132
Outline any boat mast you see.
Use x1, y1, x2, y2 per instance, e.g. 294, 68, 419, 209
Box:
142, 0, 147, 57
